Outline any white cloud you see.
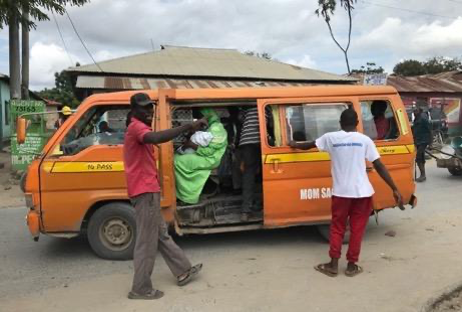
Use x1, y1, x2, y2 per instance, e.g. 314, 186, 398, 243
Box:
1, 0, 461, 89
29, 42, 80, 90
354, 17, 462, 59
286, 55, 317, 69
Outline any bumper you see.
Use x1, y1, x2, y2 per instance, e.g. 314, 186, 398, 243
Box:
26, 210, 40, 241
437, 158, 462, 169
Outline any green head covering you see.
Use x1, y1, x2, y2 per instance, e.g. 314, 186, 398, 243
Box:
200, 108, 219, 124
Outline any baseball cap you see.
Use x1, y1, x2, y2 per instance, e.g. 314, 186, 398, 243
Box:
62, 106, 72, 116
130, 93, 156, 107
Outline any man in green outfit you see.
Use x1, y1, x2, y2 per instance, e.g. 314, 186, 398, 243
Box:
174, 108, 228, 204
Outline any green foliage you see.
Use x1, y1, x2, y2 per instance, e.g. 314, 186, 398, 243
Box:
37, 71, 79, 108
351, 62, 385, 74
0, 0, 89, 30
393, 57, 462, 76
315, 0, 357, 23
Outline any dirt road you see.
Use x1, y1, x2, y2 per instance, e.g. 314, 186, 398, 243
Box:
1, 161, 462, 312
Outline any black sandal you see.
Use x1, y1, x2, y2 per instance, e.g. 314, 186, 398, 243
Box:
177, 263, 203, 286
314, 263, 338, 277
345, 264, 363, 277
128, 289, 164, 300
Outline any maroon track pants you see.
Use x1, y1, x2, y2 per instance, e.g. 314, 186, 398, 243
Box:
329, 196, 373, 263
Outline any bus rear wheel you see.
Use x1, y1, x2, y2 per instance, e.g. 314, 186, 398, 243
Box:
87, 202, 136, 260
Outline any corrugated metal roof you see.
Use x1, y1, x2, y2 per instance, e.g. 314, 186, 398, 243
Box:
68, 45, 355, 82
387, 71, 462, 93
76, 75, 320, 90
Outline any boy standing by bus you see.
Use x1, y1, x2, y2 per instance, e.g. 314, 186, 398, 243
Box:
289, 108, 404, 277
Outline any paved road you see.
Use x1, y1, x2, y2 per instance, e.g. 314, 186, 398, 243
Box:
1, 161, 462, 312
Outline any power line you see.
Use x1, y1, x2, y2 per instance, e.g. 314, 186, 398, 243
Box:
360, 0, 460, 20
51, 11, 74, 66
65, 10, 104, 72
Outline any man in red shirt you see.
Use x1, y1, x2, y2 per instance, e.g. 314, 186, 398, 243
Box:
124, 93, 206, 300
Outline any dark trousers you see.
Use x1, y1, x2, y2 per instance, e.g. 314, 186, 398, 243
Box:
329, 196, 372, 263
130, 192, 191, 295
239, 144, 261, 212
416, 144, 428, 164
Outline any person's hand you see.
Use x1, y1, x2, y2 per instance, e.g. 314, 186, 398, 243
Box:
288, 140, 298, 148
393, 189, 405, 210
183, 140, 198, 150
191, 118, 208, 132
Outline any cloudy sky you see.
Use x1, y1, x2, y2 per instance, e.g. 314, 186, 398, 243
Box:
0, 0, 462, 90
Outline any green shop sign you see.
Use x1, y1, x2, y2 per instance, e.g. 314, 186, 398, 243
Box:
10, 100, 48, 171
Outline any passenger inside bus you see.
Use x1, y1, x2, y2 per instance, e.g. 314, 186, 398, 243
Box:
174, 108, 228, 205
371, 101, 391, 140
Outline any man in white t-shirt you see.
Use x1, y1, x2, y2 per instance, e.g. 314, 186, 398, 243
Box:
289, 108, 404, 277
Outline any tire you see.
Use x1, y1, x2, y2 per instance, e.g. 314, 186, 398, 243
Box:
19, 172, 27, 193
87, 202, 136, 260
316, 224, 350, 244
448, 167, 462, 176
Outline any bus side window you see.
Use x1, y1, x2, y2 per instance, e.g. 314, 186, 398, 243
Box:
284, 103, 348, 143
360, 100, 399, 141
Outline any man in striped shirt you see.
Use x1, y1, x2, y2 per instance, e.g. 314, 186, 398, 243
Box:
239, 106, 272, 220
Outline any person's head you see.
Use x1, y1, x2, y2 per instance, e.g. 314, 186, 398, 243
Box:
60, 106, 72, 120
99, 121, 110, 132
371, 101, 388, 118
413, 107, 423, 119
340, 108, 359, 131
199, 108, 219, 125
130, 93, 156, 126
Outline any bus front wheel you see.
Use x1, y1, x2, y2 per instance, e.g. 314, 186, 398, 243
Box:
87, 202, 136, 260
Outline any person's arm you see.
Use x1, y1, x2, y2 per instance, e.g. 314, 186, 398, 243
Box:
288, 140, 317, 150
372, 159, 405, 210
143, 118, 207, 145
182, 139, 199, 151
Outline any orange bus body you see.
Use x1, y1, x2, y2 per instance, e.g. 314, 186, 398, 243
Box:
22, 86, 416, 258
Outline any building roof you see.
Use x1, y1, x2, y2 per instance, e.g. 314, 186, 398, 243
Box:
67, 45, 355, 83
387, 71, 462, 93
75, 75, 323, 90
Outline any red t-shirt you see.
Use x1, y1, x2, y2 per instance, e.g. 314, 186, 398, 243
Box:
375, 116, 390, 140
123, 117, 160, 197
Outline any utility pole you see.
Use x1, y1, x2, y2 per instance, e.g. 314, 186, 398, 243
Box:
9, 14, 21, 100
21, 9, 30, 100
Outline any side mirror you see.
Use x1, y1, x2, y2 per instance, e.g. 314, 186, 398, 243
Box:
17, 117, 27, 144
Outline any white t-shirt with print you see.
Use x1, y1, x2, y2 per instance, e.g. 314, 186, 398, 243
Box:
315, 130, 380, 198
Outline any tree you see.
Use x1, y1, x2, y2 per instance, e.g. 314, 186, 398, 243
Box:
0, 1, 89, 30
351, 62, 385, 74
0, 0, 89, 99
316, 0, 357, 74
424, 56, 462, 74
37, 71, 79, 108
244, 51, 272, 60
393, 60, 425, 76
393, 57, 462, 76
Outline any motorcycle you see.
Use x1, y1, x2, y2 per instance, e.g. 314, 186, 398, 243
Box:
431, 136, 462, 176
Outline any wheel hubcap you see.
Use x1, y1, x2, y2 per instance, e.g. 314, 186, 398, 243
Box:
100, 218, 133, 251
